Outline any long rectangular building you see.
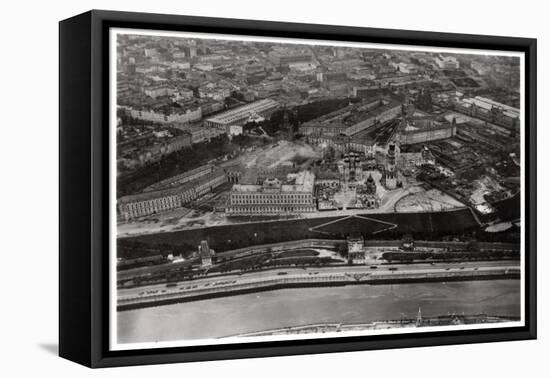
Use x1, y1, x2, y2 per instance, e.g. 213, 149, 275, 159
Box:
128, 106, 202, 124
299, 97, 402, 138
394, 118, 457, 145
454, 96, 520, 131
143, 164, 214, 192
204, 99, 279, 131
226, 171, 316, 216
343, 100, 402, 136
118, 169, 227, 221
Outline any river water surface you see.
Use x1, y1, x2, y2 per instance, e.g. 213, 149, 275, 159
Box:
117, 280, 520, 344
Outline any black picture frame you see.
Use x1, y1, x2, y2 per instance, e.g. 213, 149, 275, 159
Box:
59, 9, 537, 368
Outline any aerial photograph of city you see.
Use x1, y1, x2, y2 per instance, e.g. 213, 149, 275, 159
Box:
112, 30, 523, 348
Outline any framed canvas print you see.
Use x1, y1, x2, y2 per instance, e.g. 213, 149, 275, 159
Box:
59, 10, 537, 368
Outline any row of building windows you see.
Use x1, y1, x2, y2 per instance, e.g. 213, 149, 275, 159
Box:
227, 205, 315, 214
122, 195, 182, 218
232, 198, 312, 205
232, 193, 311, 200
455, 103, 519, 129
119, 173, 226, 220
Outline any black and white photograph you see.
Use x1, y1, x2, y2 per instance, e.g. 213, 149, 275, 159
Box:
3, 0, 548, 373
110, 28, 525, 350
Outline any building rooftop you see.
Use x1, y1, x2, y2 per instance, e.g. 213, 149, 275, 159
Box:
118, 169, 225, 204
301, 97, 394, 130
143, 164, 213, 192
205, 99, 279, 126
231, 171, 315, 194
460, 96, 520, 118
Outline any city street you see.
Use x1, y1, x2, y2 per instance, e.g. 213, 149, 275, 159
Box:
118, 260, 520, 300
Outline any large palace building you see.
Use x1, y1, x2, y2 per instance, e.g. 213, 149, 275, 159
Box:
226, 171, 316, 215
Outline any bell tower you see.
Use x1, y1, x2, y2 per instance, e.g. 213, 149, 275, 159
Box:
384, 143, 398, 189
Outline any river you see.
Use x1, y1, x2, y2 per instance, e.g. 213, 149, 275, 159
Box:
117, 279, 520, 344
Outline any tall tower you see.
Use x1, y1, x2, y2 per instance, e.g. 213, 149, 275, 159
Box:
384, 143, 398, 189
365, 173, 376, 195
416, 307, 423, 327
343, 152, 361, 184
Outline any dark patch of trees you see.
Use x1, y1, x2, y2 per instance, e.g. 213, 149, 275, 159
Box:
252, 98, 356, 137
117, 134, 237, 197
117, 239, 196, 260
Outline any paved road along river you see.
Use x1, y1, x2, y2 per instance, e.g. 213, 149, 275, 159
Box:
117, 279, 520, 344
